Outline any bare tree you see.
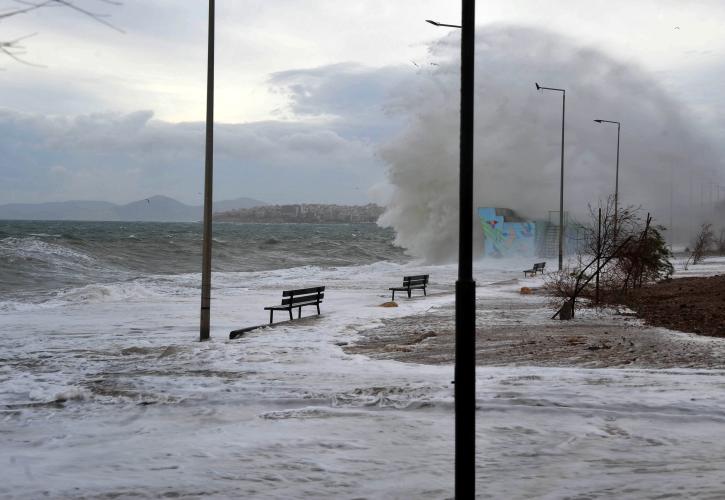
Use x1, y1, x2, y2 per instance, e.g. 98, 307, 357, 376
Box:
687, 222, 715, 266
1, 0, 122, 65
545, 198, 673, 319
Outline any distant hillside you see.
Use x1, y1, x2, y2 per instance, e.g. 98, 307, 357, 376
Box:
215, 203, 384, 224
0, 195, 266, 222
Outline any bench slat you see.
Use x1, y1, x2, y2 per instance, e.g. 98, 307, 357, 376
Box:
281, 293, 324, 306
403, 274, 428, 281
282, 286, 325, 297
404, 279, 427, 286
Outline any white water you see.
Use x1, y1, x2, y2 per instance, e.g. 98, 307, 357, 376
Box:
2, 257, 725, 498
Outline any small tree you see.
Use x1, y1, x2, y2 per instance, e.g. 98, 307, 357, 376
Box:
689, 222, 714, 265
614, 215, 673, 291
545, 199, 673, 319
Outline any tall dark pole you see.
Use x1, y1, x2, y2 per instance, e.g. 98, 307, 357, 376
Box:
536, 83, 566, 270
594, 119, 621, 236
426, 12, 476, 495
200, 0, 215, 342
596, 206, 601, 305
615, 122, 620, 229
457, 1, 476, 496
559, 92, 565, 271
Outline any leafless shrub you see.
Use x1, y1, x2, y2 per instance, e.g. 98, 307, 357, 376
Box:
545, 197, 673, 319
542, 268, 579, 311
688, 222, 714, 266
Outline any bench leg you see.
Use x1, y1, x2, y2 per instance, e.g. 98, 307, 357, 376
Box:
391, 290, 395, 301
407, 288, 411, 298
269, 310, 273, 324
288, 308, 293, 321
423, 287, 427, 297
316, 303, 320, 315
298, 306, 302, 319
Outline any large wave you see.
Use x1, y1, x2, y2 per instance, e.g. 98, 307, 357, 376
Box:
379, 25, 723, 263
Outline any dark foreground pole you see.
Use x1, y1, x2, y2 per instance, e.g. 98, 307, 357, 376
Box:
456, 0, 476, 497
200, 0, 215, 342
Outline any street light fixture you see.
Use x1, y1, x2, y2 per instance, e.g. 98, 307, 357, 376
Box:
425, 19, 462, 28
593, 119, 621, 235
200, 0, 215, 341
428, 5, 476, 496
535, 82, 566, 271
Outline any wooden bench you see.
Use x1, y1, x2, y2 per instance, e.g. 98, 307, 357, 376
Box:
523, 262, 546, 277
389, 275, 429, 300
264, 286, 324, 324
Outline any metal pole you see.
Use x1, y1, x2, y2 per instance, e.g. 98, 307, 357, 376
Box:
596, 207, 601, 305
669, 167, 674, 245
537, 84, 566, 269
200, 0, 215, 342
558, 91, 565, 271
614, 122, 620, 236
456, 0, 476, 497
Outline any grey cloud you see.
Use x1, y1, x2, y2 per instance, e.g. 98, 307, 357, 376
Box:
269, 62, 410, 140
0, 108, 381, 205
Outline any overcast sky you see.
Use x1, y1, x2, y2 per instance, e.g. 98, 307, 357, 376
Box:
1, 0, 725, 205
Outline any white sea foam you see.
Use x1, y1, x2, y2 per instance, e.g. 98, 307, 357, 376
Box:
0, 236, 96, 264
1, 257, 725, 497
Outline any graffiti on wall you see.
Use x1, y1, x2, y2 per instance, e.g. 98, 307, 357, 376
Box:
478, 207, 536, 257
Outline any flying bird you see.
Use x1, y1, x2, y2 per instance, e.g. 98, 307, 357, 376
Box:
674, 26, 680, 30
410, 60, 420, 68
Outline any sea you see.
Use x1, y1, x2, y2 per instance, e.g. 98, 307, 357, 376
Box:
3, 220, 725, 499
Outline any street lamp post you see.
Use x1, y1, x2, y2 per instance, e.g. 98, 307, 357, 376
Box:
593, 119, 621, 235
428, 4, 476, 496
200, 0, 215, 342
535, 83, 566, 271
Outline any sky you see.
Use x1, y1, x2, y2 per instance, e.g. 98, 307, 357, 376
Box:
1, 0, 725, 208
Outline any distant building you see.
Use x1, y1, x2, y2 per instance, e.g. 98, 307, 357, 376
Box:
478, 207, 579, 258
478, 207, 536, 257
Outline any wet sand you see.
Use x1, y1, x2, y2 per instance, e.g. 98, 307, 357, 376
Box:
345, 284, 725, 369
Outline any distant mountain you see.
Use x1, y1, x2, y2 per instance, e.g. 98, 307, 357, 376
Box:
0, 195, 266, 222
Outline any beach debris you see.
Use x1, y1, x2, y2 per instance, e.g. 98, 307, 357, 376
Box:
520, 287, 532, 295
380, 301, 398, 307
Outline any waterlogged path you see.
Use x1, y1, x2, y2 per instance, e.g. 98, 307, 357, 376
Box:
2, 260, 725, 498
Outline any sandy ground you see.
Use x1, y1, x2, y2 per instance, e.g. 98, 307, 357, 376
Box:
627, 274, 725, 337
345, 281, 725, 369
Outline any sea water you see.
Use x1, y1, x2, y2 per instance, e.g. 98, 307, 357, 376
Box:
2, 221, 725, 499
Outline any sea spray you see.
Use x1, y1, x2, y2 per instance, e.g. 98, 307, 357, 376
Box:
379, 25, 723, 262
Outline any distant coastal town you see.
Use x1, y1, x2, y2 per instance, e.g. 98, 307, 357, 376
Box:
214, 203, 385, 224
